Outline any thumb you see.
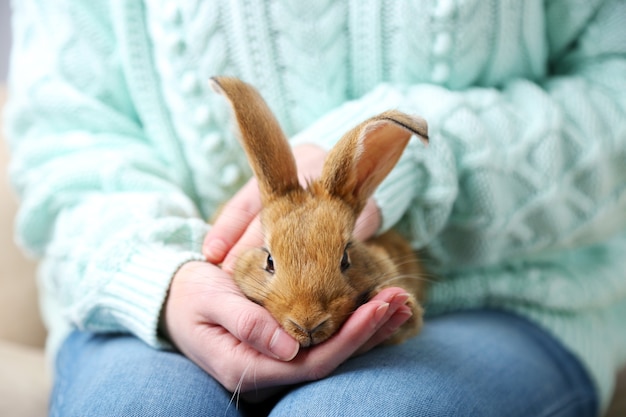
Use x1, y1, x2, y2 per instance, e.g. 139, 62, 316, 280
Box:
207, 271, 300, 361
228, 301, 300, 361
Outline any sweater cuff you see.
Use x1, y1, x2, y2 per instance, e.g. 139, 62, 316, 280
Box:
66, 218, 210, 349
104, 246, 205, 349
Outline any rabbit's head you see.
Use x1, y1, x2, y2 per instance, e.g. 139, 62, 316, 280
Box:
211, 77, 428, 347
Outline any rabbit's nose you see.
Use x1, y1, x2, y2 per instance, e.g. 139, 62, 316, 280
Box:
289, 318, 329, 346
289, 318, 328, 336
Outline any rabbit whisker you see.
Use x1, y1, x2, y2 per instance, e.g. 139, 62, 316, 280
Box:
225, 362, 252, 415
231, 268, 272, 298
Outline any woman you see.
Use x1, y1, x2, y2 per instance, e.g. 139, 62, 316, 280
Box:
5, 0, 626, 415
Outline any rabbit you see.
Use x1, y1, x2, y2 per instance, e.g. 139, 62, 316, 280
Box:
210, 76, 429, 348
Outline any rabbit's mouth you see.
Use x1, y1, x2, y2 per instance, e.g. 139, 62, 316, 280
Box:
283, 315, 336, 347
276, 294, 359, 347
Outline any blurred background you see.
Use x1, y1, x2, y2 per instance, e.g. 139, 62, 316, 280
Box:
1, 0, 10, 82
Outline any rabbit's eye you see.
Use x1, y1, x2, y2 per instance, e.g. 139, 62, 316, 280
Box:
341, 249, 351, 272
265, 253, 275, 274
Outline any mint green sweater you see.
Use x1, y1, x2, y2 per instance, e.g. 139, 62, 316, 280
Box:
5, 0, 626, 411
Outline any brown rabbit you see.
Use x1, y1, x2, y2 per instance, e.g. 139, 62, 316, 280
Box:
210, 76, 429, 348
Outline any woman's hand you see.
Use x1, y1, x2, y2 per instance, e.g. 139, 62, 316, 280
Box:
161, 261, 413, 400
203, 144, 382, 272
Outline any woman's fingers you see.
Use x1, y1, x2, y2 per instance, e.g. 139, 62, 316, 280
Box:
203, 179, 262, 264
184, 262, 300, 361
208, 283, 300, 361
221, 214, 263, 273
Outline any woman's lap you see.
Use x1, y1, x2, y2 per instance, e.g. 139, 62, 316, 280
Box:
269, 310, 597, 417
50, 310, 598, 417
50, 330, 239, 417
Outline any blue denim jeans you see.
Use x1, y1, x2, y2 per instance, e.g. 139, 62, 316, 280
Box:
50, 310, 598, 417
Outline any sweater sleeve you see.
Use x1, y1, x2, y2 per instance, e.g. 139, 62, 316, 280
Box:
291, 0, 626, 271
4, 0, 208, 348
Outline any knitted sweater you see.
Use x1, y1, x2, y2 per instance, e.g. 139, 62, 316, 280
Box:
4, 0, 626, 411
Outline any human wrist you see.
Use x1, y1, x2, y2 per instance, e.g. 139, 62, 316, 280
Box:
158, 260, 206, 345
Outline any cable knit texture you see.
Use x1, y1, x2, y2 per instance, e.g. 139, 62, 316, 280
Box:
4, 0, 626, 412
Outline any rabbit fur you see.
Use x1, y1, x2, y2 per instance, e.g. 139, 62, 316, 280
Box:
211, 76, 429, 347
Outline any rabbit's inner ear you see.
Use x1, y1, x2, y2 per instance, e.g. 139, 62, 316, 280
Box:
351, 120, 413, 200
322, 113, 422, 213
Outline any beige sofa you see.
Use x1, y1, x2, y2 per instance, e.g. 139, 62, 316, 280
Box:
0, 85, 50, 416
1, 85, 625, 416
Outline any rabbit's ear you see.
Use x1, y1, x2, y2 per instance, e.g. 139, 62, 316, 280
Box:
321, 110, 428, 214
210, 77, 300, 203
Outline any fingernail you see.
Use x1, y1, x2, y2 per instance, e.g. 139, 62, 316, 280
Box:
374, 302, 390, 323
204, 239, 227, 262
270, 329, 299, 361
392, 293, 411, 305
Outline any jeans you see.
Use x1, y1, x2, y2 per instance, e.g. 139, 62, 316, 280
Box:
50, 310, 598, 417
